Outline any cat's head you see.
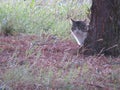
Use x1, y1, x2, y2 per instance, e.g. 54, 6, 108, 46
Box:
70, 19, 89, 46
71, 19, 89, 32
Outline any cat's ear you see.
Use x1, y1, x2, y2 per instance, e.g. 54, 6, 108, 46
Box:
70, 18, 75, 24
71, 18, 74, 22
83, 19, 90, 31
83, 19, 87, 24
83, 19, 89, 26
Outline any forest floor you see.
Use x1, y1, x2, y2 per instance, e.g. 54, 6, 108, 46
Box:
0, 34, 120, 90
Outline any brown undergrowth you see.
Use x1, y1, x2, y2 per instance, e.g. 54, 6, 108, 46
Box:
0, 34, 120, 90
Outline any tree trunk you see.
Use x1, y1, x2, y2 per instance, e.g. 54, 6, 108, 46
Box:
84, 0, 120, 56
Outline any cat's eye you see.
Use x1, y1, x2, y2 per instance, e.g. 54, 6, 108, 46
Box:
79, 25, 86, 30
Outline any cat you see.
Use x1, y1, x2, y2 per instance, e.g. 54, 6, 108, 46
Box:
71, 19, 89, 47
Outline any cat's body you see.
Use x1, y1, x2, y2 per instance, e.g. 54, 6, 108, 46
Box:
71, 19, 89, 47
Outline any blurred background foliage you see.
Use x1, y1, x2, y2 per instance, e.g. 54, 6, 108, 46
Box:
0, 0, 91, 38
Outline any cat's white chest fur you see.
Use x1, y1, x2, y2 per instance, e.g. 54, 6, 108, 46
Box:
71, 29, 87, 46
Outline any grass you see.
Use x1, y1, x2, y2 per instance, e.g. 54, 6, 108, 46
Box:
0, 51, 80, 89
0, 34, 120, 90
1, 53, 120, 90
0, 0, 91, 38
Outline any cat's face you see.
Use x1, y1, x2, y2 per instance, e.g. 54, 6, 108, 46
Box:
71, 19, 89, 46
71, 19, 88, 32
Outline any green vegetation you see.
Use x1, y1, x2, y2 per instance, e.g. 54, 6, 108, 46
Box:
0, 0, 91, 37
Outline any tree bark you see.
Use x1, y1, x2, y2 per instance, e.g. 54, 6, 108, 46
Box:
84, 0, 120, 56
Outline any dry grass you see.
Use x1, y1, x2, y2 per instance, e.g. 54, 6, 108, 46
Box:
0, 34, 120, 90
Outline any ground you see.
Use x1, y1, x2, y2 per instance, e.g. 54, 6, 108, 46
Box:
0, 34, 120, 90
